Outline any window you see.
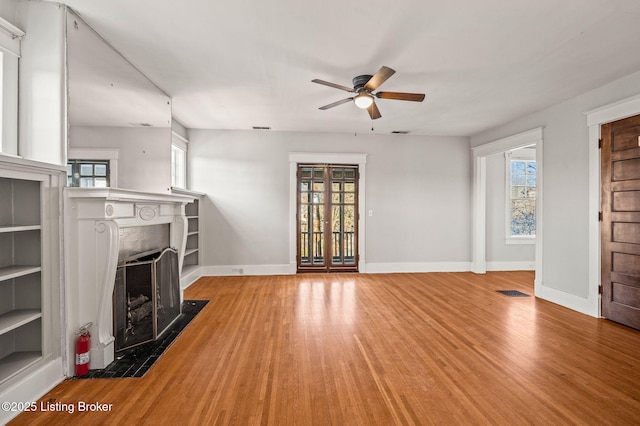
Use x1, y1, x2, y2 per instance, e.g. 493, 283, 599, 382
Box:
67, 160, 110, 187
506, 150, 536, 242
171, 132, 188, 189
171, 144, 186, 188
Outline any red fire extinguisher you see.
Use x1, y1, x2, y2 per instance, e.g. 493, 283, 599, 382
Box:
75, 323, 92, 377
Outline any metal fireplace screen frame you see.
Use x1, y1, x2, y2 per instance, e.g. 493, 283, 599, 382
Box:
113, 247, 181, 353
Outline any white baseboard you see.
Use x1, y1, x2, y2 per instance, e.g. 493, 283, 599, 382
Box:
0, 358, 65, 425
486, 261, 535, 271
202, 264, 292, 276
201, 262, 473, 276
536, 282, 599, 318
181, 266, 203, 290
364, 262, 472, 274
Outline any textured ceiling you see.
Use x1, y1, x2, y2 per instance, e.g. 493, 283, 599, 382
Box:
54, 0, 640, 136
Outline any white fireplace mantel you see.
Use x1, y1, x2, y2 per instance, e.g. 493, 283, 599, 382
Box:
64, 187, 195, 374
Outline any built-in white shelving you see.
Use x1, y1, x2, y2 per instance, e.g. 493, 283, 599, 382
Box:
0, 157, 65, 394
183, 198, 200, 276
0, 352, 42, 383
0, 174, 43, 384
172, 188, 203, 281
0, 310, 42, 335
0, 225, 41, 233
0, 265, 42, 282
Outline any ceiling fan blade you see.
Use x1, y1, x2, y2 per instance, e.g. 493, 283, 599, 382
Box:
365, 66, 396, 91
376, 92, 425, 102
319, 98, 353, 110
367, 101, 382, 120
312, 79, 354, 92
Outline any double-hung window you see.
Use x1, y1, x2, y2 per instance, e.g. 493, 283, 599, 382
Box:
506, 149, 536, 243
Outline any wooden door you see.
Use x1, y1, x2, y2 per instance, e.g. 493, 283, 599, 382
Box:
297, 164, 358, 273
601, 114, 640, 330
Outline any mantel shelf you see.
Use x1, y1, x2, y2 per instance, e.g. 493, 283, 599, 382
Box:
65, 187, 195, 204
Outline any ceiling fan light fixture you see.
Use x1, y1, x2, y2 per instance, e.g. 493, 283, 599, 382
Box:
354, 92, 373, 109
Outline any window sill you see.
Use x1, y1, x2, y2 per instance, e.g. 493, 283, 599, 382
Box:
506, 237, 536, 245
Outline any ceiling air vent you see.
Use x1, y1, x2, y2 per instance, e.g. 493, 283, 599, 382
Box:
130, 122, 153, 127
252, 126, 271, 130
391, 130, 410, 134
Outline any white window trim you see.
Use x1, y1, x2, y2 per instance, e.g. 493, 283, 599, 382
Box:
67, 148, 119, 187
505, 149, 536, 245
171, 131, 189, 189
171, 130, 189, 151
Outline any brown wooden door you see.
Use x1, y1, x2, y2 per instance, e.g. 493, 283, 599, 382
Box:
601, 114, 640, 330
297, 164, 359, 273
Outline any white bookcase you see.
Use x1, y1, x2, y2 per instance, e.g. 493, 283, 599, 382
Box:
0, 156, 65, 391
171, 188, 204, 287
183, 198, 200, 275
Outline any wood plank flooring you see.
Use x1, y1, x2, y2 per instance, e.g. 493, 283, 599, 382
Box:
9, 271, 640, 425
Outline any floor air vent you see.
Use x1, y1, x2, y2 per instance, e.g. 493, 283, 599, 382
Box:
497, 290, 530, 297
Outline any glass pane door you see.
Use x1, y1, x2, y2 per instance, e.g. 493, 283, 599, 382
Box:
330, 167, 357, 266
297, 164, 358, 272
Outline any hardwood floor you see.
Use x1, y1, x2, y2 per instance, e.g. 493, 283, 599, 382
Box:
9, 272, 640, 425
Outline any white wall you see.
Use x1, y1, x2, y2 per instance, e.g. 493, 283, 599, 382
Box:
485, 151, 535, 270
18, 1, 66, 165
70, 126, 172, 193
188, 130, 472, 272
472, 69, 640, 302
0, 0, 19, 21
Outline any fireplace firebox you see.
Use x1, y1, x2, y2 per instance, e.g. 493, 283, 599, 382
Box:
113, 247, 181, 352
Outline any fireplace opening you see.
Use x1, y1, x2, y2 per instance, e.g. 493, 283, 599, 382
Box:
113, 247, 181, 353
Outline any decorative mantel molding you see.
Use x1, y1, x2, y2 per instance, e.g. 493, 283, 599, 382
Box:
94, 220, 119, 351
64, 188, 195, 373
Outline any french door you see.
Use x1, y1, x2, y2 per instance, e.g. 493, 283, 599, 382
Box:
297, 164, 359, 272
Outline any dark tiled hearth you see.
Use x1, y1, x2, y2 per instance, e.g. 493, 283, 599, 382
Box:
77, 300, 208, 379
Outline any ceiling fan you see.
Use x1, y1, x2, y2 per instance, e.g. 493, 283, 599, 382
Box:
312, 66, 425, 120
